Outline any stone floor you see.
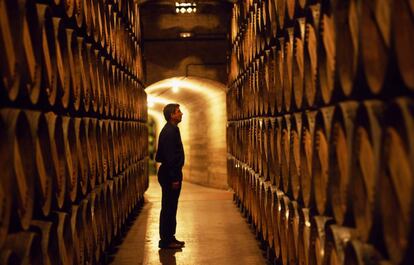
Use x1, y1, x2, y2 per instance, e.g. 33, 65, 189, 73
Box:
108, 176, 267, 265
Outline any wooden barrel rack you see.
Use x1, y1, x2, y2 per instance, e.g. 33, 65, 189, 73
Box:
0, 0, 147, 263
228, 1, 413, 265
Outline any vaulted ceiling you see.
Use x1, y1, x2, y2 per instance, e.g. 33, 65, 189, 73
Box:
139, 0, 233, 86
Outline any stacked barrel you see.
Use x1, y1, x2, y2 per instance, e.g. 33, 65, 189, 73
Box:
0, 0, 148, 264
227, 1, 413, 265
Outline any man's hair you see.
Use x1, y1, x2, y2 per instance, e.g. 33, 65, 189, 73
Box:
163, 103, 180, 121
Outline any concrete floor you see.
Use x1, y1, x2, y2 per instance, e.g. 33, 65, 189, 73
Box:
108, 176, 267, 265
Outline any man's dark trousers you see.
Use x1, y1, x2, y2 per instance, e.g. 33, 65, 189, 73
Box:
159, 181, 181, 242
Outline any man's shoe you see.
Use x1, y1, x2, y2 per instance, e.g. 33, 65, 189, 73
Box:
172, 237, 185, 246
158, 240, 182, 249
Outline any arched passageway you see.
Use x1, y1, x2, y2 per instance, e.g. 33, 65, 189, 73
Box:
146, 76, 228, 189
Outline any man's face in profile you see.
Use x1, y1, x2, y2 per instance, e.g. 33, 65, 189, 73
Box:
171, 107, 183, 124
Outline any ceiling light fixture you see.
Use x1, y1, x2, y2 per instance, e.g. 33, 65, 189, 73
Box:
175, 2, 197, 13
179, 32, 193, 38
171, 79, 180, 93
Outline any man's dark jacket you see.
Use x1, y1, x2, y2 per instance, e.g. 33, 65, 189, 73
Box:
155, 122, 185, 184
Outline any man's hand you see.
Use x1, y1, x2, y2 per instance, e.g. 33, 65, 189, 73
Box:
172, 181, 180, 190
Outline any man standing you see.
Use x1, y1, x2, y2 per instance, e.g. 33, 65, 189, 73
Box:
155, 103, 185, 249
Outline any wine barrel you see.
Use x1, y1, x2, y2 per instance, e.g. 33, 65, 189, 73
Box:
283, 28, 294, 112
241, 164, 249, 217
98, 185, 109, 251
108, 62, 116, 117
25, 110, 53, 217
298, 208, 311, 265
52, 17, 71, 109
95, 120, 104, 184
277, 0, 286, 29
63, 0, 75, 18
112, 66, 120, 119
113, 175, 122, 234
324, 225, 358, 265
329, 101, 359, 225
379, 98, 414, 265
120, 173, 128, 226
288, 200, 300, 265
318, 1, 335, 105
0, 0, 23, 101
268, 0, 277, 40
260, 0, 271, 48
293, 17, 306, 110
265, 50, 276, 116
86, 44, 98, 113
344, 240, 385, 265
257, 119, 264, 177
75, 0, 84, 28
77, 37, 91, 113
280, 195, 291, 265
75, 118, 89, 196
392, 0, 414, 90
79, 198, 93, 264
70, 204, 86, 265
264, 119, 271, 180
89, 189, 102, 263
0, 116, 12, 248
108, 120, 117, 176
103, 120, 113, 179
253, 61, 259, 117
36, 4, 58, 106
107, 179, 118, 237
312, 106, 334, 215
290, 113, 302, 200
96, 185, 107, 256
274, 39, 284, 114
30, 220, 59, 265
119, 71, 127, 119
253, 174, 261, 233
105, 180, 115, 244
350, 100, 384, 242
118, 121, 126, 172
1, 109, 35, 231
113, 120, 121, 174
309, 216, 334, 265
103, 59, 111, 116
272, 117, 283, 188
91, 0, 101, 43
44, 113, 66, 209
259, 180, 268, 242
23, 0, 42, 105
95, 51, 104, 115
304, 4, 320, 108
85, 117, 97, 190
0, 249, 18, 265
98, 56, 108, 115
98, 0, 106, 49
66, 28, 81, 111
265, 184, 275, 249
83, 0, 93, 37
359, 0, 391, 94
62, 116, 78, 202
272, 189, 284, 260
50, 211, 74, 265
4, 232, 42, 265
259, 56, 266, 116
125, 168, 134, 215
281, 114, 291, 193
108, 10, 116, 59
333, 0, 359, 97
246, 169, 253, 225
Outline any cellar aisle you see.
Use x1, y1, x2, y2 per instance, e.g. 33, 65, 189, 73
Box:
108, 176, 267, 265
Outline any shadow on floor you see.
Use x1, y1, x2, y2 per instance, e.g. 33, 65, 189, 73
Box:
158, 248, 183, 265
